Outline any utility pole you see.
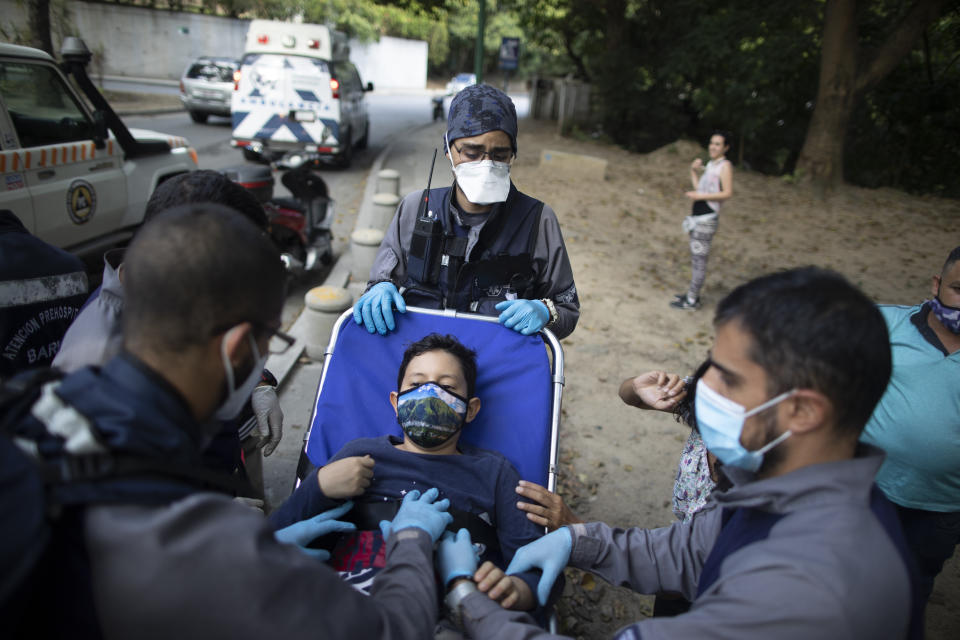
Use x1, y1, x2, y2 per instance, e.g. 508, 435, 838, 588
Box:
473, 0, 486, 84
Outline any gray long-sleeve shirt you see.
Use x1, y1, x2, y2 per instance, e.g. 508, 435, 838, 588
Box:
369, 186, 579, 339
460, 447, 912, 640
85, 493, 439, 639
52, 248, 125, 373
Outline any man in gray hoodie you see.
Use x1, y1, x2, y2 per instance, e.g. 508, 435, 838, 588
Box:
438, 267, 921, 640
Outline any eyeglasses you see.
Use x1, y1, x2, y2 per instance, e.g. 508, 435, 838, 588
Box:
212, 321, 297, 355
454, 144, 513, 164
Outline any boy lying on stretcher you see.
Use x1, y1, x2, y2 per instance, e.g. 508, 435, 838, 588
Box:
270, 333, 545, 612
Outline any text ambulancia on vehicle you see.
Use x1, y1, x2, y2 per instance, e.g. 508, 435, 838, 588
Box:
231, 20, 372, 168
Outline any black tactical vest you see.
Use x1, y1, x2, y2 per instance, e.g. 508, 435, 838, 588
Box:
402, 185, 544, 315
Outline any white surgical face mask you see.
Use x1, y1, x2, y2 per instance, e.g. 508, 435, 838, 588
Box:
215, 327, 267, 421
694, 379, 796, 472
446, 133, 511, 205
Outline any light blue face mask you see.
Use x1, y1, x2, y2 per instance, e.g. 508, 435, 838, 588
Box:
695, 379, 796, 472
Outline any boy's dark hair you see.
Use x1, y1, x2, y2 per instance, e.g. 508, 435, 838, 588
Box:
143, 170, 268, 230
714, 267, 891, 438
123, 203, 285, 352
942, 246, 960, 275
397, 334, 478, 398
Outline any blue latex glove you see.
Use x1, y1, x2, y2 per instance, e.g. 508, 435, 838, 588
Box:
274, 501, 356, 560
495, 299, 550, 335
438, 528, 479, 586
506, 527, 572, 606
353, 282, 406, 335
378, 487, 453, 543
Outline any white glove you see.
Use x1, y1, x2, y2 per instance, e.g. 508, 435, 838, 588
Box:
251, 385, 283, 456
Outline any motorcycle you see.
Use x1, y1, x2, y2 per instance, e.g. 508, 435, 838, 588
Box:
220, 162, 334, 273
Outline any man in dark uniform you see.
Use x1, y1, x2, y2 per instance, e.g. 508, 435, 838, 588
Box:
354, 84, 579, 339
0, 210, 88, 380
2, 204, 452, 638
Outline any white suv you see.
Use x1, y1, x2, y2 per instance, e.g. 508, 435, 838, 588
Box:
0, 38, 198, 257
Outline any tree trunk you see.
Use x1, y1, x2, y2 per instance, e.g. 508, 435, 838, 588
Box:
796, 0, 950, 192
796, 0, 857, 192
28, 0, 53, 55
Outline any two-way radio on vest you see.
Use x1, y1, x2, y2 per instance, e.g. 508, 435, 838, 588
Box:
407, 149, 444, 285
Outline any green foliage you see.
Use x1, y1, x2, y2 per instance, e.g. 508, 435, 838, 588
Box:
844, 11, 960, 197
510, 0, 960, 197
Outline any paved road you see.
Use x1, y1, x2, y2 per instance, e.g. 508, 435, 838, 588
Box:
122, 91, 437, 171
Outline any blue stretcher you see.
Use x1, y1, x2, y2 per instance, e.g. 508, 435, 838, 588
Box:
297, 307, 564, 496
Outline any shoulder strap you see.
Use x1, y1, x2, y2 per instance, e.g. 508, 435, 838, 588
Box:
41, 452, 251, 500
2, 371, 246, 500
526, 201, 544, 256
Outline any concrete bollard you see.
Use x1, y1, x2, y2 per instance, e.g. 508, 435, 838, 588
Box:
377, 168, 400, 196
370, 192, 401, 230
302, 286, 353, 360
350, 227, 384, 282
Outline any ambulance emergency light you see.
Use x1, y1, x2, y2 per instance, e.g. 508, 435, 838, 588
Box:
244, 20, 339, 60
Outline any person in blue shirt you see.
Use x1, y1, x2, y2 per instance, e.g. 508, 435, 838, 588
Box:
861, 245, 960, 603
271, 332, 544, 613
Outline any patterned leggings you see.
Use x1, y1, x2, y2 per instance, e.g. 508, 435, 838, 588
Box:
686, 216, 718, 301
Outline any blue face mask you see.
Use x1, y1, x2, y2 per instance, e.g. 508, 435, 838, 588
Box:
695, 379, 796, 472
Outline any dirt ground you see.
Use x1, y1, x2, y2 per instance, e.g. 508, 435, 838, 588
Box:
509, 119, 960, 639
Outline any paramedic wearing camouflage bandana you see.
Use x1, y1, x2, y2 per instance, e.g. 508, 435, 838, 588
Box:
356, 84, 580, 339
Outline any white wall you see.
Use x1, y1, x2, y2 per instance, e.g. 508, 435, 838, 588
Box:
350, 35, 428, 90
0, 2, 427, 88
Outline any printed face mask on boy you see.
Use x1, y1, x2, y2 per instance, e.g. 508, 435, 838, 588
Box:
446, 133, 511, 205
396, 382, 468, 449
694, 379, 796, 472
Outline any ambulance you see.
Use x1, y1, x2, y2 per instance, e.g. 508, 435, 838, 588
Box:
0, 38, 198, 257
231, 20, 373, 168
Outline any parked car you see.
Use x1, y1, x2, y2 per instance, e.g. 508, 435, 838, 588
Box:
0, 38, 197, 257
179, 57, 239, 124
446, 72, 476, 95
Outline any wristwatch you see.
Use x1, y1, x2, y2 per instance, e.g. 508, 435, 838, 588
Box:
444, 579, 478, 629
540, 298, 559, 327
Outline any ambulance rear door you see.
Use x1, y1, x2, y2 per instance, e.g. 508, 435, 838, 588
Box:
232, 53, 336, 151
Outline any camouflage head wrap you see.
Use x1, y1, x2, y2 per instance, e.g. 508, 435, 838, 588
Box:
445, 84, 518, 153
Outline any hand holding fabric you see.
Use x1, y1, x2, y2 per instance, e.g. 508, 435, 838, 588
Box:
515, 480, 582, 531
251, 385, 283, 456
379, 487, 452, 542
506, 527, 572, 606
317, 455, 375, 499
353, 282, 406, 335
495, 299, 549, 335
474, 561, 532, 610
274, 501, 356, 560
437, 528, 478, 586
